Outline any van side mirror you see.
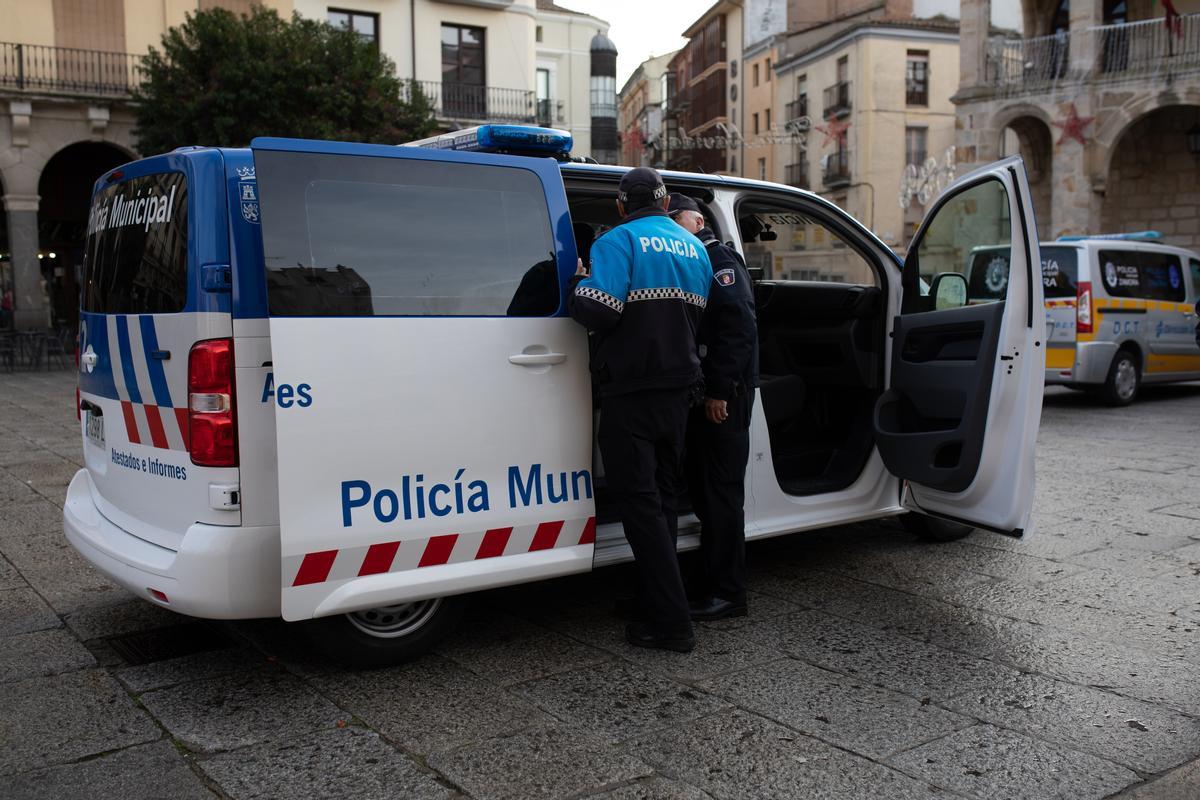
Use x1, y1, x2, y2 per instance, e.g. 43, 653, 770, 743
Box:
930, 272, 968, 311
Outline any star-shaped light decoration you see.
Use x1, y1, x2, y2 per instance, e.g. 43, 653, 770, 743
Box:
1052, 103, 1095, 146
814, 117, 851, 148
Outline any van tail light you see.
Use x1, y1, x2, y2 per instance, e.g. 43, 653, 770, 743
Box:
1076, 281, 1093, 335
188, 338, 238, 467
75, 334, 81, 421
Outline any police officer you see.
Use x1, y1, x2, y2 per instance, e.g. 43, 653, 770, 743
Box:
667, 193, 759, 621
568, 168, 712, 653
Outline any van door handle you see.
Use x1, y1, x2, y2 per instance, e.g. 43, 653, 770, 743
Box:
509, 352, 568, 367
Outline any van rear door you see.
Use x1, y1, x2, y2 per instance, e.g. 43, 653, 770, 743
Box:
872, 157, 1045, 535
250, 138, 596, 622
78, 152, 239, 549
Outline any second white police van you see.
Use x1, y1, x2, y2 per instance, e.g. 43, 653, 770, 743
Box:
969, 233, 1200, 405
66, 125, 1046, 665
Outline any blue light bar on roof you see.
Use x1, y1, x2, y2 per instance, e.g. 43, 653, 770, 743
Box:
1057, 231, 1163, 242
402, 125, 573, 157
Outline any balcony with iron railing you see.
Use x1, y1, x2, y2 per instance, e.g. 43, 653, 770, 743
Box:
985, 15, 1200, 94
785, 94, 809, 122
822, 81, 851, 118
822, 149, 851, 187
0, 42, 142, 97
784, 161, 809, 189
405, 80, 536, 125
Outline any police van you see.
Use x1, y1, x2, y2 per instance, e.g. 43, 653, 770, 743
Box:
967, 233, 1200, 405
67, 125, 1046, 665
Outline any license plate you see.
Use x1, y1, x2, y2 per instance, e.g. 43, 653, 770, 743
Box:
85, 411, 105, 448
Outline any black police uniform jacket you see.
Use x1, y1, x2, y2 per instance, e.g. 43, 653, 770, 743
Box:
567, 207, 713, 397
694, 227, 759, 401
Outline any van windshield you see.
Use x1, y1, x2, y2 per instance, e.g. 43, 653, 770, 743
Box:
966, 245, 1077, 301
254, 151, 560, 317
82, 173, 189, 314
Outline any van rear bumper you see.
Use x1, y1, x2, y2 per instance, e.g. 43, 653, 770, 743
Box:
63, 469, 281, 619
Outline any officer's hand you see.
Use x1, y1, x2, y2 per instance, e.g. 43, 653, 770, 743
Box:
705, 398, 728, 424
575, 258, 589, 277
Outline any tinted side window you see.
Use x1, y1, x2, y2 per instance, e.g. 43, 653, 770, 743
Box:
83, 173, 189, 314
1039, 246, 1078, 298
1190, 259, 1200, 298
1098, 249, 1185, 302
1138, 251, 1186, 302
255, 151, 559, 317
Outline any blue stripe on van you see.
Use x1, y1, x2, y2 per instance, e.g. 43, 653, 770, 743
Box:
78, 311, 118, 400
115, 316, 143, 404
138, 316, 173, 408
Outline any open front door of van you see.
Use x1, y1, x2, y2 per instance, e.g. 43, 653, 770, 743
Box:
873, 158, 1046, 536
250, 138, 596, 621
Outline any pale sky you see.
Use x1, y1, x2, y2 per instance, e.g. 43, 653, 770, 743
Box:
556, 1, 1024, 87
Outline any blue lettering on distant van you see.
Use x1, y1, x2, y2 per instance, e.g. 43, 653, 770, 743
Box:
339, 464, 593, 527
261, 373, 312, 408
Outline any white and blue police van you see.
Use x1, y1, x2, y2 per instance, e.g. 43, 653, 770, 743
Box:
67, 125, 1046, 665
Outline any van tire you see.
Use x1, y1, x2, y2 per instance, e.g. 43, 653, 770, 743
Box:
900, 513, 974, 543
303, 595, 468, 668
1101, 350, 1140, 406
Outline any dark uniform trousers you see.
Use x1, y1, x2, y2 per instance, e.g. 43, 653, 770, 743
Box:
598, 387, 692, 635
685, 387, 754, 604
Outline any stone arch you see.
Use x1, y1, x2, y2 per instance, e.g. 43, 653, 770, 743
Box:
991, 104, 1056, 231
1099, 103, 1200, 249
36, 141, 131, 332
1092, 88, 1200, 180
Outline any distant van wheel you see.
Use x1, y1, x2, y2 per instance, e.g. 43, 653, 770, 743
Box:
900, 513, 974, 543
1101, 350, 1140, 406
303, 595, 468, 668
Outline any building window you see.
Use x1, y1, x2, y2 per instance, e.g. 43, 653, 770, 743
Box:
906, 50, 929, 106
905, 126, 928, 166
765, 108, 771, 131
836, 56, 848, 83
765, 57, 771, 80
442, 24, 486, 117
536, 68, 552, 126
753, 63, 760, 87
328, 9, 379, 47
758, 157, 766, 180
536, 25, 543, 42
753, 112, 759, 135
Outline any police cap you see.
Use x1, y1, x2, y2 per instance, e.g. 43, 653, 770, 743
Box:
618, 167, 667, 204
666, 193, 701, 217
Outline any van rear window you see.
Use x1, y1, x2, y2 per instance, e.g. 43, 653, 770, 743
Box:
254, 151, 560, 317
1098, 249, 1186, 302
966, 246, 1077, 301
83, 173, 189, 314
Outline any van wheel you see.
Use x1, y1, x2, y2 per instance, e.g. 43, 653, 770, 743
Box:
900, 513, 974, 543
1102, 350, 1140, 406
303, 596, 468, 668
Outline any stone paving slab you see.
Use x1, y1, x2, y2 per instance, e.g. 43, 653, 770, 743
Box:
427, 724, 653, 800
5, 740, 216, 800
139, 668, 347, 753
943, 672, 1200, 773
888, 724, 1139, 799
0, 668, 161, 776
0, 627, 96, 683
698, 658, 974, 761
307, 655, 554, 756
199, 727, 454, 800
631, 709, 945, 799
1112, 756, 1200, 799
583, 776, 715, 799
0, 586, 62, 637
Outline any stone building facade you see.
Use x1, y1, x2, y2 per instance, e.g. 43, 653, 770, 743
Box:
954, 0, 1200, 247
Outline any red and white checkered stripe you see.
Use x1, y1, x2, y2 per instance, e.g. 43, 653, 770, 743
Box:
107, 315, 189, 451
285, 516, 597, 588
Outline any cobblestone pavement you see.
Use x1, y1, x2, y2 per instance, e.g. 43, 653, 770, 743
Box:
2, 370, 1199, 799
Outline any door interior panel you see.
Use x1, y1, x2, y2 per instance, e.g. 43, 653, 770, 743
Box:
873, 302, 1004, 493
756, 281, 884, 495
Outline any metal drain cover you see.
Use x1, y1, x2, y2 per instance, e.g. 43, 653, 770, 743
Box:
106, 623, 234, 666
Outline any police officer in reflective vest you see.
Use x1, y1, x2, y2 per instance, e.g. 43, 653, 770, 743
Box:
668, 193, 759, 621
568, 168, 712, 653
